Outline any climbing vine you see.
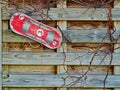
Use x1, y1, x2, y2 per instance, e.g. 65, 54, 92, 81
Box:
1, 0, 120, 90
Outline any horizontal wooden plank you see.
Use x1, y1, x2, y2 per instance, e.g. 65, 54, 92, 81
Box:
3, 51, 120, 65
2, 8, 120, 21
3, 29, 120, 43
3, 74, 120, 88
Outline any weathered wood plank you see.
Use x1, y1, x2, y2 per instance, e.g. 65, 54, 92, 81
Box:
2, 8, 120, 21
114, 1, 120, 90
0, 4, 2, 90
57, 0, 67, 74
114, 66, 120, 75
3, 29, 120, 43
2, 65, 9, 90
114, 54, 120, 90
2, 88, 56, 90
3, 52, 120, 65
57, 1, 67, 90
3, 74, 120, 88
3, 30, 33, 42
2, 21, 8, 31
7, 65, 56, 74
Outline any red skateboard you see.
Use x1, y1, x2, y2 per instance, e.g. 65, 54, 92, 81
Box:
10, 12, 62, 49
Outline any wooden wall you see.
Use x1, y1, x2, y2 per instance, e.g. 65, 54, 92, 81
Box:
1, 0, 120, 90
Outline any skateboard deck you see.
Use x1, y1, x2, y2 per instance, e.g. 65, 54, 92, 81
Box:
10, 12, 62, 49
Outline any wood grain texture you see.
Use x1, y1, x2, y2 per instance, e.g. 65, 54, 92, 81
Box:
1, 1, 120, 90
8, 65, 56, 74
57, 1, 67, 90
3, 29, 120, 43
0, 4, 2, 90
3, 88, 56, 90
68, 88, 112, 90
3, 52, 120, 65
2, 21, 8, 31
67, 43, 111, 52
3, 74, 120, 88
2, 8, 120, 21
2, 42, 55, 52
114, 1, 120, 90
67, 21, 107, 30
2, 65, 9, 90
67, 66, 113, 75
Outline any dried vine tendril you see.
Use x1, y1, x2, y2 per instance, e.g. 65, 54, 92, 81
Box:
1, 0, 120, 90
